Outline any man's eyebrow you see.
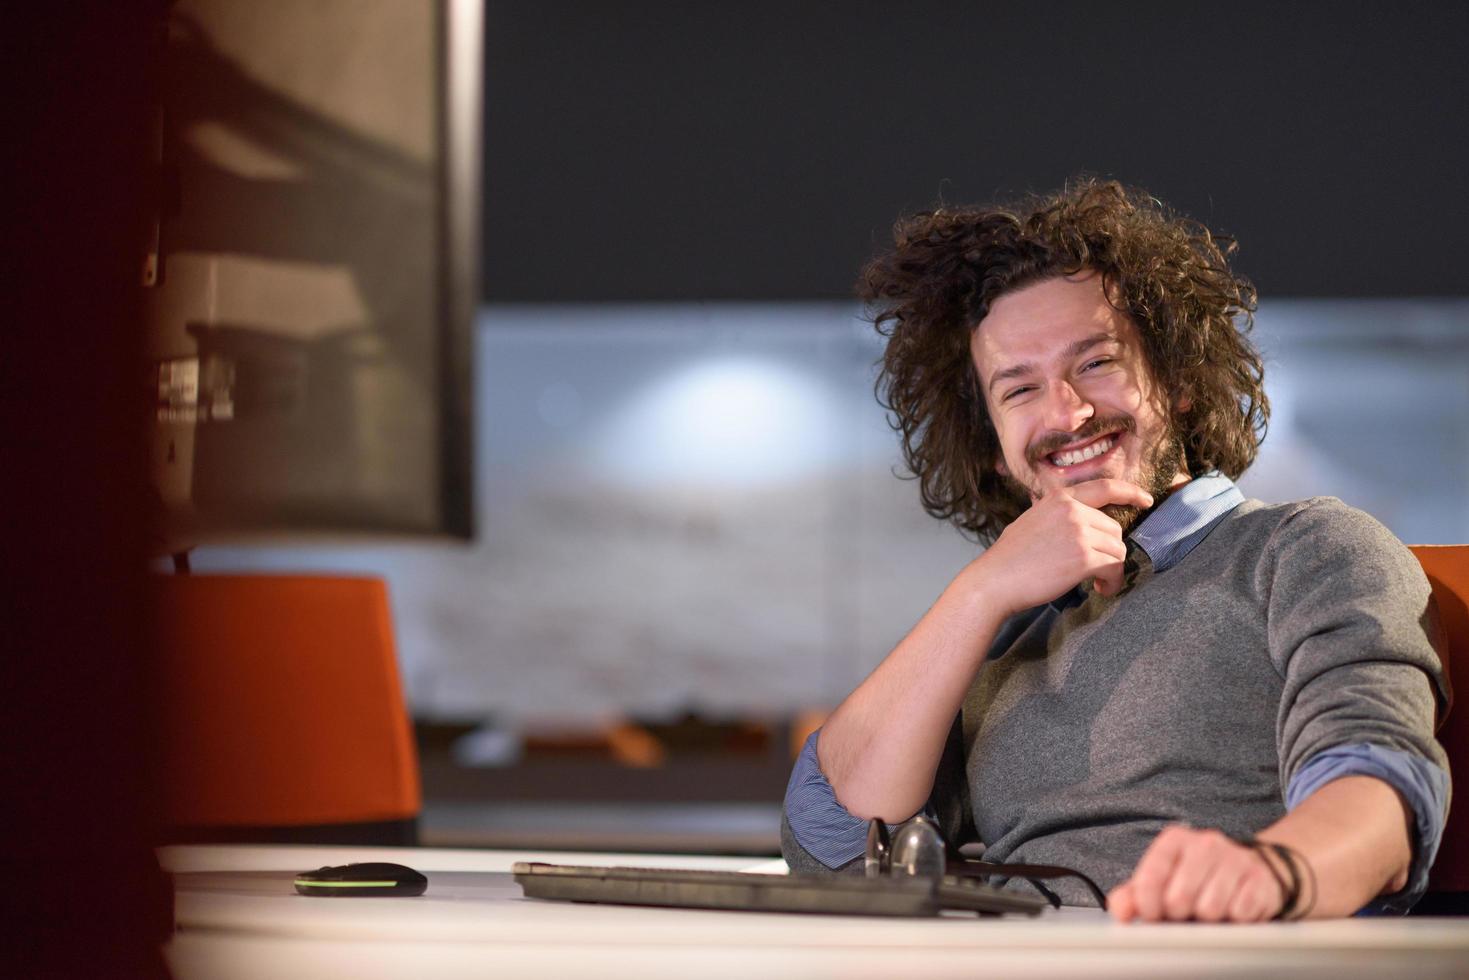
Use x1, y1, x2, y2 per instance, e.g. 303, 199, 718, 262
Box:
986, 332, 1118, 396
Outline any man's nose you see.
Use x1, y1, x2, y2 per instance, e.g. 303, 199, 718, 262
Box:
1041, 380, 1094, 432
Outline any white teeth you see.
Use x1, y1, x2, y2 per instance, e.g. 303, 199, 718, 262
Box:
1052, 436, 1114, 467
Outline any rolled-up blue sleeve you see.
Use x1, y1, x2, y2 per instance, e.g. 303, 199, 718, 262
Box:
1286, 743, 1450, 914
783, 730, 871, 869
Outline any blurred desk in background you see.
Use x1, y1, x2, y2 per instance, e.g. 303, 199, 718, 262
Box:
421, 800, 781, 854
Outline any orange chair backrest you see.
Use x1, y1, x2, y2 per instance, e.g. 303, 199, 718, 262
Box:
153, 574, 421, 828
1409, 545, 1469, 893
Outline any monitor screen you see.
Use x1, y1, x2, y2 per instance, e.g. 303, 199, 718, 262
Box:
144, 0, 480, 543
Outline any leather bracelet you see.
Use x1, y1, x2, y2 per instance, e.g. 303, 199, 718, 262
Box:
1269, 841, 1318, 921
1233, 835, 1317, 921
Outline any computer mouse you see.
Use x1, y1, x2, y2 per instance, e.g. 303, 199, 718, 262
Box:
293, 862, 428, 897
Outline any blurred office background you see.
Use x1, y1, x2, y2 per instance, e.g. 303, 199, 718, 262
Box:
180, 1, 1469, 853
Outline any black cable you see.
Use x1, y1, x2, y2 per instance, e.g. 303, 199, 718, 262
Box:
950, 859, 1109, 911
1026, 878, 1064, 910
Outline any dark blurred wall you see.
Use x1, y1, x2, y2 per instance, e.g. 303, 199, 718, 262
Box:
9, 3, 170, 975
483, 1, 1469, 300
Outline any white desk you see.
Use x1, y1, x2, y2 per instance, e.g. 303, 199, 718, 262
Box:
163, 845, 1469, 979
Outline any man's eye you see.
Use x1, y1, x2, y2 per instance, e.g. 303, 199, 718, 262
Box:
1082, 358, 1113, 372
1002, 386, 1034, 402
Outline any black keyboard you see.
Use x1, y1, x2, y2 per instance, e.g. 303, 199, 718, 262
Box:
512, 861, 1047, 917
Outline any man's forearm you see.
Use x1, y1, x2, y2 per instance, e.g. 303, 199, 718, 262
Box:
1109, 773, 1416, 922
817, 562, 1005, 821
819, 480, 1148, 823
1256, 774, 1414, 918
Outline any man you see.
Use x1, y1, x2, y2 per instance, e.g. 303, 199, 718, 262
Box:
782, 179, 1450, 921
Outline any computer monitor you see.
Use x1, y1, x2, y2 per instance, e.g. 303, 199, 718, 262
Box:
144, 0, 481, 544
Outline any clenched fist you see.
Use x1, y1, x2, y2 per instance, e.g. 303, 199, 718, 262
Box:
1108, 825, 1293, 923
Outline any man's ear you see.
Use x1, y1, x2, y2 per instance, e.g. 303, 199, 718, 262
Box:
1175, 389, 1193, 413
995, 457, 1010, 478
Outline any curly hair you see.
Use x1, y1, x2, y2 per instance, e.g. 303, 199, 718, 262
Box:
861, 178, 1268, 543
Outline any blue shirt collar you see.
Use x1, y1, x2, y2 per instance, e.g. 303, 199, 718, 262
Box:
1128, 471, 1245, 573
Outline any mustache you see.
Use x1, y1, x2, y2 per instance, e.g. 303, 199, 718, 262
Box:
1026, 415, 1137, 466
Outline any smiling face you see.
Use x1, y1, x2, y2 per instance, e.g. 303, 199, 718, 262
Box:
970, 271, 1190, 530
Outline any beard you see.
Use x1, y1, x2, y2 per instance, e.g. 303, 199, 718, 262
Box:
1007, 414, 1186, 535
1097, 428, 1184, 533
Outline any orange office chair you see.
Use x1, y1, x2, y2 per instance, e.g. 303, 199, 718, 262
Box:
1409, 545, 1468, 911
153, 574, 421, 845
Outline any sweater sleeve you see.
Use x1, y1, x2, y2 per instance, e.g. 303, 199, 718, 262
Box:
1287, 743, 1450, 912
1262, 497, 1451, 905
780, 717, 976, 874
780, 730, 868, 872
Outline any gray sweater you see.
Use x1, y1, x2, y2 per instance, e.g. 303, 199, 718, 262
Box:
783, 497, 1449, 906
